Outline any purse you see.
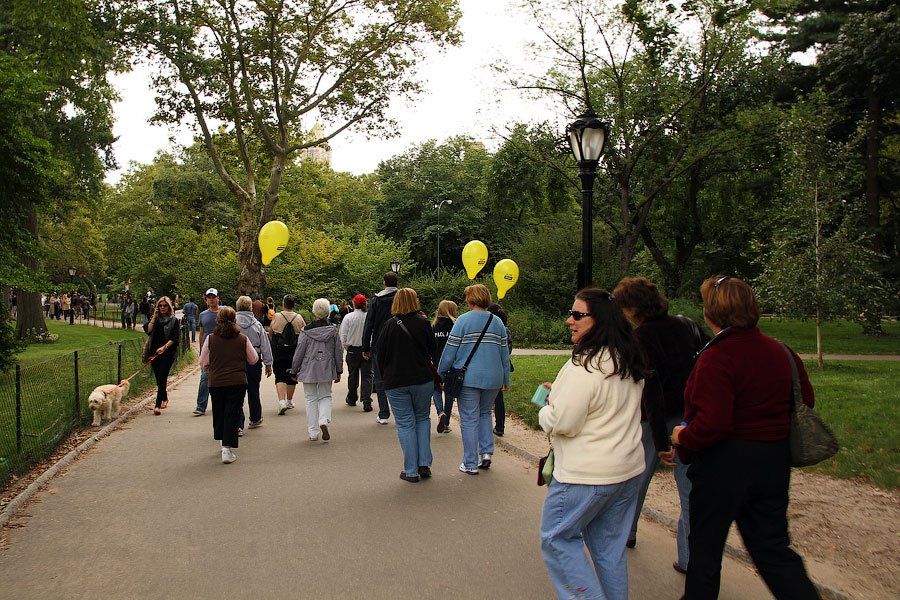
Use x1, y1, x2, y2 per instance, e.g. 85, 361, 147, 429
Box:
537, 431, 554, 486
779, 342, 839, 467
442, 314, 494, 399
141, 335, 154, 363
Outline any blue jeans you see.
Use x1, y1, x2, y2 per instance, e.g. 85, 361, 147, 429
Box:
185, 317, 196, 343
628, 416, 691, 569
431, 388, 454, 417
385, 382, 433, 476
457, 386, 498, 469
196, 369, 209, 412
541, 475, 641, 600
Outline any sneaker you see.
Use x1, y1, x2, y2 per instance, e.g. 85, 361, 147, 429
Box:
399, 472, 420, 483
286, 401, 295, 410
673, 562, 687, 575
153, 408, 161, 415
193, 409, 205, 416
362, 401, 373, 412
376, 417, 390, 425
160, 400, 168, 409
278, 400, 288, 415
320, 424, 330, 441
458, 463, 478, 475
238, 428, 244, 437
443, 425, 452, 433
436, 412, 448, 433
626, 539, 636, 549
478, 453, 492, 469
493, 427, 504, 437
309, 436, 319, 441
221, 448, 236, 464
346, 399, 357, 407
248, 419, 263, 429
417, 466, 432, 479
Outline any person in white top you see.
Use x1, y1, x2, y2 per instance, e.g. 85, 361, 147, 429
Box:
538, 288, 649, 600
339, 294, 373, 408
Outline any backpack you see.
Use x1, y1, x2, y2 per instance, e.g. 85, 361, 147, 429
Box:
274, 314, 299, 360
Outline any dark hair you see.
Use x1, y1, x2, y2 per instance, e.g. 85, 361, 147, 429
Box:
700, 275, 760, 329
487, 303, 508, 325
282, 294, 296, 309
212, 307, 241, 339
613, 276, 669, 322
189, 297, 195, 302
383, 272, 398, 287
572, 288, 648, 382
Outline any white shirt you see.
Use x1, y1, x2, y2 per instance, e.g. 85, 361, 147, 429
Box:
339, 308, 367, 348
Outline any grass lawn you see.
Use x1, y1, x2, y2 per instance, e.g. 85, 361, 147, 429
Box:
507, 355, 899, 489
757, 318, 899, 355
18, 320, 145, 366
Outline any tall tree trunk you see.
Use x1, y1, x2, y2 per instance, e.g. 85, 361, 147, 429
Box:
816, 310, 823, 369
14, 202, 47, 339
865, 84, 882, 244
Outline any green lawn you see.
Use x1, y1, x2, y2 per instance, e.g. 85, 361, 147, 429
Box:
757, 318, 899, 355
507, 355, 899, 489
18, 320, 146, 366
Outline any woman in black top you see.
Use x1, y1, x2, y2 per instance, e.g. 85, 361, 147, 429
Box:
144, 295, 181, 415
431, 300, 457, 433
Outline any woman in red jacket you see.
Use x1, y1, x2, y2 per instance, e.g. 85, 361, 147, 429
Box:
671, 276, 818, 600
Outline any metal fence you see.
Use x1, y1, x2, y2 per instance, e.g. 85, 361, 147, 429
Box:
42, 301, 149, 330
0, 326, 192, 486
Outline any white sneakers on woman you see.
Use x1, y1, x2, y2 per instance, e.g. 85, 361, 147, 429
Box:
221, 447, 236, 464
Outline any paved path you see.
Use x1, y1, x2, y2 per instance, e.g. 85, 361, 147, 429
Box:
0, 364, 773, 599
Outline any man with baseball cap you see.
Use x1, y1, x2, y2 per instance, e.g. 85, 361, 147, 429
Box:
194, 288, 223, 416
339, 294, 373, 410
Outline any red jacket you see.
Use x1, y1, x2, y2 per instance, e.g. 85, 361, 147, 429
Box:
678, 327, 814, 455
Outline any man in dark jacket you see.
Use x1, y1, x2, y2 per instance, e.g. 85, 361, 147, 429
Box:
361, 272, 398, 424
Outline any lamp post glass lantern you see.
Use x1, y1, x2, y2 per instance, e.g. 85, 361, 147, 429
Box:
566, 109, 608, 291
390, 259, 401, 275
435, 199, 452, 274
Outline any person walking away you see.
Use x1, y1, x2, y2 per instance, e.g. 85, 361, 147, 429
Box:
200, 307, 259, 464
340, 294, 373, 408
671, 276, 819, 600
374, 288, 435, 482
263, 297, 276, 328
252, 297, 265, 323
235, 296, 273, 430
289, 298, 342, 441
82, 295, 91, 321
487, 303, 513, 437
269, 294, 306, 415
139, 296, 150, 326
539, 288, 648, 600
194, 288, 223, 416
614, 276, 707, 574
60, 293, 70, 321
361, 272, 399, 423
72, 292, 82, 319
182, 297, 200, 343
437, 284, 510, 474
144, 296, 181, 416
431, 300, 457, 433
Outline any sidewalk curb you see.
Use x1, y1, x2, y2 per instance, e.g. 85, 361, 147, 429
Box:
0, 364, 198, 529
494, 436, 854, 600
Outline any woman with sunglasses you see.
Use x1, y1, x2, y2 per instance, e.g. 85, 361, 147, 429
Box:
144, 295, 181, 415
539, 288, 648, 600
671, 276, 818, 599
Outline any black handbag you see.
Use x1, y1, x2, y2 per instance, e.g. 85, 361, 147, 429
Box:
442, 314, 493, 399
779, 342, 839, 467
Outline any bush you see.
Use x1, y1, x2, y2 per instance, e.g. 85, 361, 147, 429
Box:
507, 307, 571, 347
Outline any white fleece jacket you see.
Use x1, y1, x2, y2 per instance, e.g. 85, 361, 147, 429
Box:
539, 353, 645, 485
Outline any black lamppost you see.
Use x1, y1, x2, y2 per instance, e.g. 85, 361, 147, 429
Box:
390, 259, 401, 275
435, 199, 452, 274
67, 267, 76, 324
567, 109, 608, 291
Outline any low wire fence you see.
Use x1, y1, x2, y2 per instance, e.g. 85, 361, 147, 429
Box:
0, 326, 192, 487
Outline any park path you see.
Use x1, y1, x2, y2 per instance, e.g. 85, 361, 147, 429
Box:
0, 362, 776, 599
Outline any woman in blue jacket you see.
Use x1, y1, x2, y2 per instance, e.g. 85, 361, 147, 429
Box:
438, 284, 510, 475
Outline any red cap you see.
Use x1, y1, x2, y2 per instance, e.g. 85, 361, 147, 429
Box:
353, 294, 367, 308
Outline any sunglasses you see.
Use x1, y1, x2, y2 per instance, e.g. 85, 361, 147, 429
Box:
158, 304, 170, 309
568, 310, 592, 321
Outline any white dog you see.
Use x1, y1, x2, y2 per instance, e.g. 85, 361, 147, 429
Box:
87, 380, 129, 427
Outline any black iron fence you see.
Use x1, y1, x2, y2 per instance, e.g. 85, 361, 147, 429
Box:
0, 326, 192, 486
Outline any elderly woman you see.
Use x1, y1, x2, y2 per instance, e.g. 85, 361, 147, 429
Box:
672, 276, 818, 599
143, 295, 181, 416
374, 288, 436, 483
290, 298, 342, 442
200, 307, 259, 464
539, 288, 648, 600
613, 276, 707, 574
437, 284, 510, 475
235, 296, 273, 430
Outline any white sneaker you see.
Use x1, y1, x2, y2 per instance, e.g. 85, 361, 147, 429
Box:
376, 417, 390, 425
221, 448, 236, 464
237, 428, 244, 437
278, 400, 288, 415
286, 400, 295, 410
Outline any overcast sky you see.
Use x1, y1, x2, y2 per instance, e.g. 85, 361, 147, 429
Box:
106, 0, 563, 183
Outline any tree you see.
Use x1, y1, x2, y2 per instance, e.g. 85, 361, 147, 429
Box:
122, 0, 461, 296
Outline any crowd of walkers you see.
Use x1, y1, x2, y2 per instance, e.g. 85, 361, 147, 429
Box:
144, 272, 820, 600
41, 291, 96, 321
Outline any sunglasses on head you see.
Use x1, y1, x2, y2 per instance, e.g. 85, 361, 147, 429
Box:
568, 310, 592, 321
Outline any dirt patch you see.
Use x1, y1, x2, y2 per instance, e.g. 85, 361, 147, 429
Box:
497, 413, 899, 600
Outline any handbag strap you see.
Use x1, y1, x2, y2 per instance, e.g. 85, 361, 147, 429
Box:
395, 317, 435, 368
777, 341, 802, 409
460, 313, 494, 370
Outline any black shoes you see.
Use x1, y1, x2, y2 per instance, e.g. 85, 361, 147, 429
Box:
436, 412, 449, 433
400, 472, 420, 483
626, 539, 636, 549
320, 424, 330, 441
346, 399, 357, 406
362, 401, 373, 412
417, 466, 432, 478
673, 562, 687, 575
493, 427, 504, 437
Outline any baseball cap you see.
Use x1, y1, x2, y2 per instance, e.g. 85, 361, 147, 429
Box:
353, 294, 367, 307
205, 288, 218, 297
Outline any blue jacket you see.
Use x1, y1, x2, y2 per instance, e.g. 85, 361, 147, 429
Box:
437, 310, 510, 389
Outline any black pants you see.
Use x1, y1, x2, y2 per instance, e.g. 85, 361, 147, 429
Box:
151, 354, 175, 409
684, 438, 818, 600
211, 384, 246, 448
245, 361, 263, 424
345, 347, 373, 404
493, 389, 505, 433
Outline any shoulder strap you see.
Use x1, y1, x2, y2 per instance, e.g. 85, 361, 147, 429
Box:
777, 341, 802, 408
395, 317, 434, 367
462, 313, 494, 370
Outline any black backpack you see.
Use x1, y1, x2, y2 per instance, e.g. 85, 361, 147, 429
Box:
275, 314, 299, 359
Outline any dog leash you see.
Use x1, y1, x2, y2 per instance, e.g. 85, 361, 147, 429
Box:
118, 354, 158, 387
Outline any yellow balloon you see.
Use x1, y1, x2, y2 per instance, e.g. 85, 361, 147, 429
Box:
493, 259, 519, 299
258, 220, 290, 265
462, 240, 489, 279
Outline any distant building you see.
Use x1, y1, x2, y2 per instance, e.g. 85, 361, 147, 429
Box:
301, 122, 332, 166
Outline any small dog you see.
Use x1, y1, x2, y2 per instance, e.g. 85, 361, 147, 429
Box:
87, 380, 129, 427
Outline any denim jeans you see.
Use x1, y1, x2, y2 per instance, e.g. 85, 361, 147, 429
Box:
185, 317, 197, 343
371, 351, 390, 419
629, 415, 691, 568
385, 381, 433, 477
344, 348, 373, 404
196, 369, 209, 412
541, 475, 641, 600
303, 381, 333, 439
457, 386, 498, 469
431, 387, 454, 417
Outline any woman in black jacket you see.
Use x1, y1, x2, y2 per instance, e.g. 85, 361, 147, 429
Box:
144, 295, 181, 416
431, 300, 457, 433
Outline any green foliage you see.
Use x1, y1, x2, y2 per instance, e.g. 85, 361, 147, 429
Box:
0, 303, 23, 372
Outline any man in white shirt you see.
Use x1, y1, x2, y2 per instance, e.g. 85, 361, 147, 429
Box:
339, 294, 373, 410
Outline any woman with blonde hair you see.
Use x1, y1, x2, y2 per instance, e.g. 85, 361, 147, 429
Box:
143, 295, 181, 415
431, 300, 458, 433
375, 288, 436, 483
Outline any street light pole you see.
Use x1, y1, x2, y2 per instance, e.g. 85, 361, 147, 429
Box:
567, 109, 608, 291
435, 199, 452, 274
